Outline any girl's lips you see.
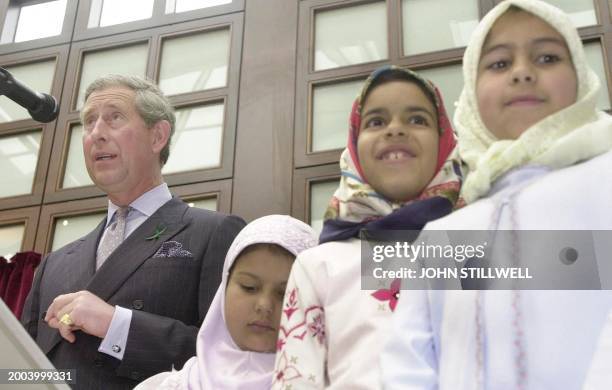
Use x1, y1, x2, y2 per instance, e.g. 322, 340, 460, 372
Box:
506, 95, 544, 106
381, 150, 413, 162
376, 145, 416, 161
248, 322, 275, 332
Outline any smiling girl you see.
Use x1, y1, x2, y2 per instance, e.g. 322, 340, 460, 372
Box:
271, 66, 462, 389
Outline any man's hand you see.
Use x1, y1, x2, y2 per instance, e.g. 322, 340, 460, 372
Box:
45, 291, 115, 343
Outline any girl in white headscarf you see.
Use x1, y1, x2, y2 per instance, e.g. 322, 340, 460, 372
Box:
382, 0, 612, 389
135, 215, 317, 389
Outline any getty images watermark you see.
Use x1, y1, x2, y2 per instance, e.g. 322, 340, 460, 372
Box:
360, 230, 612, 290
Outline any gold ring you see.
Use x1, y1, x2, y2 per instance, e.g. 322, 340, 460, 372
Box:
59, 313, 73, 326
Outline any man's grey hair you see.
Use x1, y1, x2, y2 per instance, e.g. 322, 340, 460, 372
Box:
82, 74, 176, 166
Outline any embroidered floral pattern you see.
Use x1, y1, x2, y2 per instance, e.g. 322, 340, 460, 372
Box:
308, 313, 325, 345
276, 338, 286, 351
274, 351, 302, 387
278, 287, 325, 349
283, 288, 299, 320
275, 284, 326, 388
371, 278, 401, 312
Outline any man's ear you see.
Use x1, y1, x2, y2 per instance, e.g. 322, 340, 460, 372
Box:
151, 120, 171, 154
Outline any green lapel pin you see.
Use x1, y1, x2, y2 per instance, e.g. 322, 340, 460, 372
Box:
145, 224, 167, 241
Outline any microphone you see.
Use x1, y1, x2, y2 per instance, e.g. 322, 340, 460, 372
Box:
0, 67, 59, 123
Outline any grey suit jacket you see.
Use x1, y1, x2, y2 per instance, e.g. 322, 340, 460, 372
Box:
22, 197, 245, 389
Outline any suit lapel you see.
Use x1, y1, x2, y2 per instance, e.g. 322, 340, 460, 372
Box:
64, 219, 105, 293
85, 198, 189, 301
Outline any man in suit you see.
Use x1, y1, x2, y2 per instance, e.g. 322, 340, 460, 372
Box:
21, 75, 245, 389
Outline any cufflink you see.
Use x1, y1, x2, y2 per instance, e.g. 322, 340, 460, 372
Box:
112, 345, 122, 353
132, 299, 144, 310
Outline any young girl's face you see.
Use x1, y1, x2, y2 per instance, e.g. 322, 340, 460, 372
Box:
357, 80, 439, 202
476, 10, 577, 140
225, 245, 293, 353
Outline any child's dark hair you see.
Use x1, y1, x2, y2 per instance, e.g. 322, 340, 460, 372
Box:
228, 243, 295, 277
506, 5, 523, 14
362, 68, 439, 126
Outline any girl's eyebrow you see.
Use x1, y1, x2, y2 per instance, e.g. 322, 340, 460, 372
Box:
235, 271, 289, 286
363, 106, 434, 122
362, 107, 386, 118
481, 42, 511, 56
531, 37, 568, 48
406, 106, 436, 123
482, 36, 567, 56
235, 271, 261, 280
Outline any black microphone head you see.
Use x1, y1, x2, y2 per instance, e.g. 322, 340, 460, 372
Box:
29, 93, 59, 123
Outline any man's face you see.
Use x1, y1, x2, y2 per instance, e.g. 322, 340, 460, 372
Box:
82, 86, 164, 201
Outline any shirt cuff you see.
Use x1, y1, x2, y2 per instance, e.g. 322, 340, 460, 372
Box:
98, 306, 132, 360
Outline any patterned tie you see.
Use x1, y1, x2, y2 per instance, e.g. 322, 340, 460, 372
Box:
96, 207, 130, 269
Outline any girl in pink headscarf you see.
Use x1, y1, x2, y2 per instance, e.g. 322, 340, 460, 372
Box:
135, 215, 318, 389
272, 66, 462, 389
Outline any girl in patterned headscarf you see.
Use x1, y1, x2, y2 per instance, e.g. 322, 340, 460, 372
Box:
272, 65, 462, 389
383, 1, 612, 389
319, 66, 461, 242
135, 215, 318, 390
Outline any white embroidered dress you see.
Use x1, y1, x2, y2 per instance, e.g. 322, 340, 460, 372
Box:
272, 239, 397, 389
